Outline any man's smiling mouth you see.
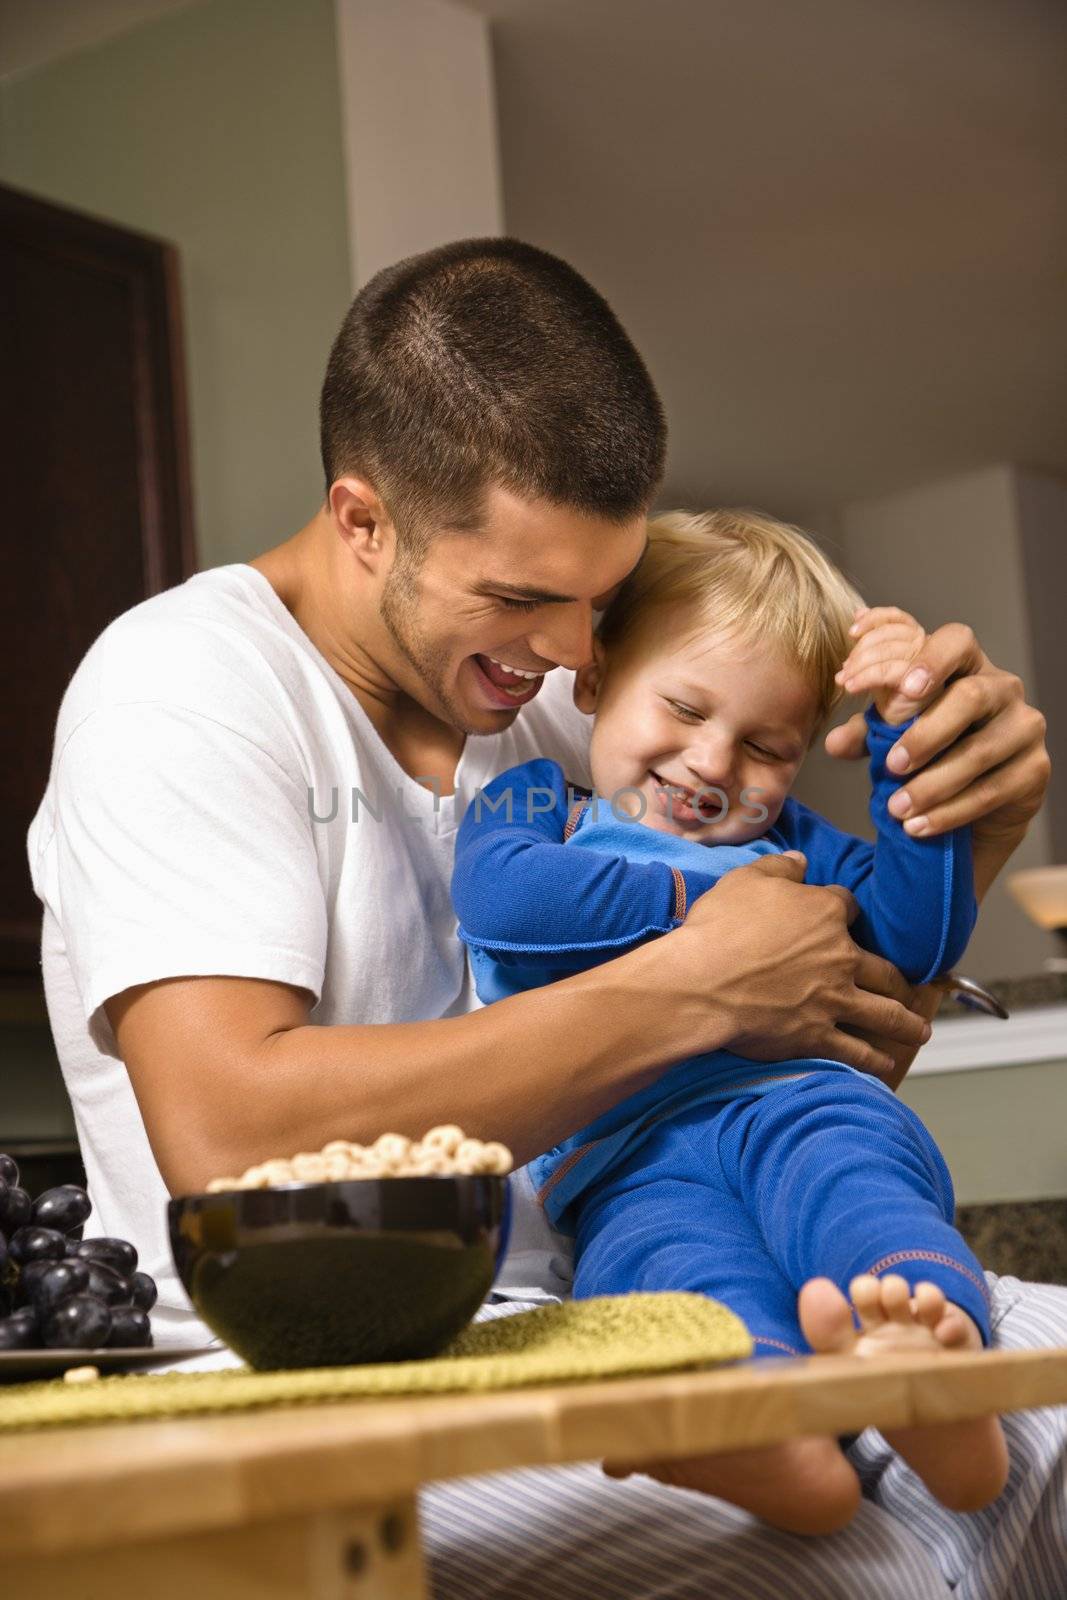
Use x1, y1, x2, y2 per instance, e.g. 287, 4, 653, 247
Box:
472, 653, 547, 702
484, 655, 545, 680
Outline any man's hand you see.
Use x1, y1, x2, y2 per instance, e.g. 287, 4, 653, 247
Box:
676, 853, 930, 1084
835, 978, 943, 1093
834, 605, 931, 726
825, 618, 1050, 846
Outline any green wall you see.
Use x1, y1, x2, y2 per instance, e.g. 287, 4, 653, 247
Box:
0, 0, 352, 567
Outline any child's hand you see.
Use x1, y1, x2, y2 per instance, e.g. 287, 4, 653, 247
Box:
835, 606, 931, 726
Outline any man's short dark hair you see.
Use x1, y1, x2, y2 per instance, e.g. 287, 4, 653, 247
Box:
319, 238, 666, 553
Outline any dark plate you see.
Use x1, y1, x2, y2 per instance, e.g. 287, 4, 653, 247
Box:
0, 1345, 221, 1382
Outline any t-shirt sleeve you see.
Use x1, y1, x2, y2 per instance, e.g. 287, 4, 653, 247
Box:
45, 702, 328, 1055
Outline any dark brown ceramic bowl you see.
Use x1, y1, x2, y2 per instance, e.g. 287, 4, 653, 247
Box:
168, 1175, 511, 1370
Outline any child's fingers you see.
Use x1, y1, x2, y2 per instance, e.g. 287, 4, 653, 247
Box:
840, 624, 922, 669
848, 605, 919, 639
844, 619, 922, 652
839, 660, 925, 697
838, 660, 910, 695
836, 635, 925, 687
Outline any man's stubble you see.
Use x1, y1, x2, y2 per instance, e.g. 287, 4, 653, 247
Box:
379, 556, 490, 737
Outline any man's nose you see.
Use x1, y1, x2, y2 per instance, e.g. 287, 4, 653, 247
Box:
528, 603, 595, 671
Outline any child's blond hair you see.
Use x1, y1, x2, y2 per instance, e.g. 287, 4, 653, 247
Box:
597, 508, 864, 727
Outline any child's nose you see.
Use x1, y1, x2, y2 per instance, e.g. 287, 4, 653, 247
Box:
685, 734, 736, 789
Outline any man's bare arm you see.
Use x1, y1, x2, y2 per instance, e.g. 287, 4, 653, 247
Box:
107, 853, 928, 1196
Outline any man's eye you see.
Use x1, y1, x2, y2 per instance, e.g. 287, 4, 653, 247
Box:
496, 596, 540, 613
666, 700, 701, 722
745, 740, 781, 761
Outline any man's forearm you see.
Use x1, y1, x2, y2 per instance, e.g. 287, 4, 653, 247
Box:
115, 856, 932, 1195
972, 823, 1029, 904
137, 938, 721, 1194
876, 827, 1028, 1094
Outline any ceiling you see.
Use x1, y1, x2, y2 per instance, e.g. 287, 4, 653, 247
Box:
0, 0, 202, 81
469, 0, 1067, 515
5, 0, 1064, 518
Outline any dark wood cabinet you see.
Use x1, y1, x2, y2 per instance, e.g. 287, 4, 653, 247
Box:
0, 182, 195, 981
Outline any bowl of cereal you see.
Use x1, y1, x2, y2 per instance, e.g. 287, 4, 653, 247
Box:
168, 1128, 512, 1370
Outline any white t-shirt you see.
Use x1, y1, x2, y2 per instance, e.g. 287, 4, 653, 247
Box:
28, 564, 589, 1346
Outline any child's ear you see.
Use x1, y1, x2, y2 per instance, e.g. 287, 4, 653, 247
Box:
573, 641, 605, 713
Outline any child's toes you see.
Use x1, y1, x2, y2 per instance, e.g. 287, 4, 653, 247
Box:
934, 1307, 976, 1349
849, 1274, 887, 1332
798, 1277, 857, 1354
880, 1274, 914, 1324
912, 1281, 946, 1330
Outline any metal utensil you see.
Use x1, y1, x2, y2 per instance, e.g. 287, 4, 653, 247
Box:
934, 973, 1010, 1020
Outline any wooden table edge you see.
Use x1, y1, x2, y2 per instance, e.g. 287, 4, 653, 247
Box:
2, 1344, 1067, 1559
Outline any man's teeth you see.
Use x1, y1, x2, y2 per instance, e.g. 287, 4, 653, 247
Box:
486, 656, 544, 680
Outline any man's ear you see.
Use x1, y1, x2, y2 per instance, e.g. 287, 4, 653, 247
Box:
329, 476, 394, 573
573, 641, 606, 713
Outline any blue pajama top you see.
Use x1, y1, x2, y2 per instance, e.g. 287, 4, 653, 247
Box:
451, 708, 976, 1230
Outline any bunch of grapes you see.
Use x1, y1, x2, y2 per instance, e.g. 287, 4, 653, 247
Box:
0, 1153, 157, 1351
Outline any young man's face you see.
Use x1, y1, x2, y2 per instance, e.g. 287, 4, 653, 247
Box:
379, 486, 649, 735
576, 624, 820, 843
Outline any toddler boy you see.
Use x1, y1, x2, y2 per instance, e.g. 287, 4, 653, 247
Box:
451, 509, 1008, 1534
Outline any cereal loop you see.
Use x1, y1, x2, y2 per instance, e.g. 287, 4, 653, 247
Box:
208, 1127, 512, 1190
421, 1124, 465, 1157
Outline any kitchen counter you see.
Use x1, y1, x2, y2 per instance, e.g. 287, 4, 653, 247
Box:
899, 1001, 1067, 1206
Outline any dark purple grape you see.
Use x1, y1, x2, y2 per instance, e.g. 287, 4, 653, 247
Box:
107, 1306, 153, 1348
0, 1155, 18, 1186
32, 1185, 92, 1235
9, 1226, 67, 1266
41, 1294, 111, 1350
0, 1308, 38, 1349
24, 1259, 91, 1312
83, 1260, 132, 1306
14, 1259, 53, 1305
0, 1183, 33, 1237
129, 1271, 158, 1312
72, 1237, 137, 1275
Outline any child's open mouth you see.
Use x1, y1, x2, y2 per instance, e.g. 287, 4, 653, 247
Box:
650, 770, 723, 823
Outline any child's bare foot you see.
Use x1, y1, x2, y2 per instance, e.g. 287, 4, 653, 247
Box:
799, 1274, 1010, 1512
603, 1433, 861, 1537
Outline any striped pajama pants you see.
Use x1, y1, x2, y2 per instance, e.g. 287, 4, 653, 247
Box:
421, 1275, 1067, 1600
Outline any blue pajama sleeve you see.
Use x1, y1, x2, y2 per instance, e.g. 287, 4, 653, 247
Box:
451, 758, 721, 965
771, 708, 977, 982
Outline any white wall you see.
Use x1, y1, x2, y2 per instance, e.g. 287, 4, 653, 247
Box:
334, 0, 502, 290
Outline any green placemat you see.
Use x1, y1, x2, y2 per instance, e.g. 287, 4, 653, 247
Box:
0, 1293, 751, 1433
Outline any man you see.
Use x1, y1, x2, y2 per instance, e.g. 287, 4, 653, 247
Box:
30, 239, 1061, 1597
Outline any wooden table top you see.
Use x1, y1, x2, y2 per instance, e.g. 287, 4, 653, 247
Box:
4, 1344, 1067, 1558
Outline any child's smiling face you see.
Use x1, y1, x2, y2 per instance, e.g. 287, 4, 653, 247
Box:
574, 623, 821, 844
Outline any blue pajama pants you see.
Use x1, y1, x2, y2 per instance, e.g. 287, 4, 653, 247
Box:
570, 1071, 991, 1355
